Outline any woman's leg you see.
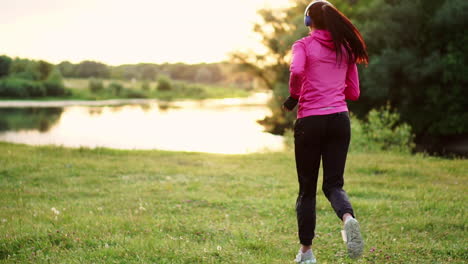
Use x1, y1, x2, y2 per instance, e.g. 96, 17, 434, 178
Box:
294, 115, 326, 247
321, 112, 364, 259
321, 112, 355, 220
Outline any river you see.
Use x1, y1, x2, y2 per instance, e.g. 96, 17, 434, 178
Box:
0, 93, 285, 154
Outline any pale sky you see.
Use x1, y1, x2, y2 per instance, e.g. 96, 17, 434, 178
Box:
0, 0, 291, 65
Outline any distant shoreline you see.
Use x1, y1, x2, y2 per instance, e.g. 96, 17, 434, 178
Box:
0, 92, 271, 108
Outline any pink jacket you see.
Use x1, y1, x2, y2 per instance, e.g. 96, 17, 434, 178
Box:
289, 29, 360, 118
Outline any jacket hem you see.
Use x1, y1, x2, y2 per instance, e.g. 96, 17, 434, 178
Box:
297, 105, 349, 118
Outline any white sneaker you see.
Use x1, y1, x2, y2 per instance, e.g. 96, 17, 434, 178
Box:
294, 248, 317, 263
343, 218, 364, 258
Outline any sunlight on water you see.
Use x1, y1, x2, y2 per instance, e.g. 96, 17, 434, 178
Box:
0, 93, 284, 154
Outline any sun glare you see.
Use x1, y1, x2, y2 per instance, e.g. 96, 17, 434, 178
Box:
0, 0, 291, 64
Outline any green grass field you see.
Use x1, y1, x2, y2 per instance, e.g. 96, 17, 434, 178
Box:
0, 142, 466, 263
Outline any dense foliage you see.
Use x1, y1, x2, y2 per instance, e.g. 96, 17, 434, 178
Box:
350, 106, 414, 153
0, 55, 12, 78
358, 0, 468, 143
233, 0, 468, 151
0, 56, 68, 98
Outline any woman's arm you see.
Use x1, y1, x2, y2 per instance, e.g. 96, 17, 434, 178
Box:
289, 40, 306, 100
344, 63, 360, 101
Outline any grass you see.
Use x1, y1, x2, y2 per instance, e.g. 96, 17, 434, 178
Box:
0, 142, 466, 263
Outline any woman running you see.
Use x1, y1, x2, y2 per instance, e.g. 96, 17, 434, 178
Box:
282, 0, 369, 262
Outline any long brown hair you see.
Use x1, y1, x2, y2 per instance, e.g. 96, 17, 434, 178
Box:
308, 2, 368, 65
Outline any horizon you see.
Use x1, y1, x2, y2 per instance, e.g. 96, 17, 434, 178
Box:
0, 0, 291, 65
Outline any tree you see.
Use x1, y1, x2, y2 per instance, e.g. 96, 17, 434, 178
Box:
358, 0, 468, 143
157, 75, 172, 91
9, 58, 40, 80
57, 61, 76, 77
195, 67, 213, 83
37, 60, 53, 80
0, 55, 12, 78
139, 63, 158, 81
75, 60, 110, 78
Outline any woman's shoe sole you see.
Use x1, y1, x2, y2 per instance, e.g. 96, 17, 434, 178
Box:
344, 218, 364, 258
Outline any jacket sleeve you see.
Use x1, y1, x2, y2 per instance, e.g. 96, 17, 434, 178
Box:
288, 40, 306, 99
344, 63, 360, 101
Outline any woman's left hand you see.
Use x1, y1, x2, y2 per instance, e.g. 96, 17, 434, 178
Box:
282, 96, 298, 111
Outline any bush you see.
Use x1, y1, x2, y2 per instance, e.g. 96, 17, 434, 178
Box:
108, 82, 123, 96
157, 75, 172, 91
89, 78, 104, 93
26, 81, 47, 97
0, 79, 29, 97
141, 81, 150, 91
43, 80, 67, 96
0, 78, 45, 98
175, 82, 206, 98
124, 89, 147, 98
350, 105, 415, 153
348, 115, 368, 152
43, 68, 67, 96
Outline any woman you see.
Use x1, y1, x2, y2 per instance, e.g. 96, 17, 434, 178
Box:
282, 0, 369, 263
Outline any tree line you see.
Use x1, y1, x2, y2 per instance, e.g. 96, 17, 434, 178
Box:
56, 60, 254, 87
0, 55, 256, 99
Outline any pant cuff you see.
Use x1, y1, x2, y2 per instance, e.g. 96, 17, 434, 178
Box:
339, 210, 355, 220
299, 239, 312, 246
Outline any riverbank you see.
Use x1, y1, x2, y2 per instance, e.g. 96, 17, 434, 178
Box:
0, 142, 465, 263
64, 78, 251, 101
0, 78, 252, 102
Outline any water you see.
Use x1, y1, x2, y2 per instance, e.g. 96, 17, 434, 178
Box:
0, 93, 284, 154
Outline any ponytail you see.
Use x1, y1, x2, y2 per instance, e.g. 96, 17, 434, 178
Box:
308, 3, 369, 65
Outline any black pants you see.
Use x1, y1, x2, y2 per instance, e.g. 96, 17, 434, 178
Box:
294, 111, 355, 246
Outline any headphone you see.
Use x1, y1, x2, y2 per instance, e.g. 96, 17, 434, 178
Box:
304, 0, 334, 27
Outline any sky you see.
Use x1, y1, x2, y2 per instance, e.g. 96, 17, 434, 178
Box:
0, 0, 291, 65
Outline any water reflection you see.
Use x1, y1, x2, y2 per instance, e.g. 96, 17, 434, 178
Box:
0, 108, 63, 132
0, 95, 284, 154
